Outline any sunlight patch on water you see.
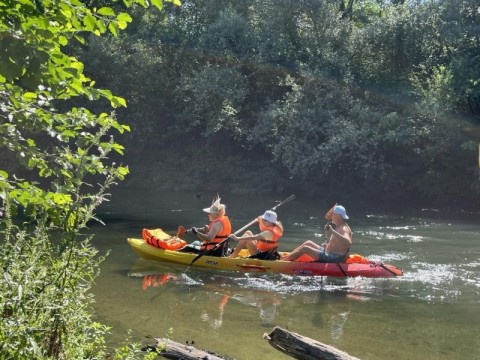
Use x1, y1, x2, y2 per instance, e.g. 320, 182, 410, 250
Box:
365, 214, 389, 218
225, 273, 398, 300
358, 230, 423, 242
465, 278, 480, 288
459, 262, 480, 290
407, 236, 423, 242
400, 261, 480, 303
368, 252, 410, 262
406, 262, 455, 285
380, 225, 416, 230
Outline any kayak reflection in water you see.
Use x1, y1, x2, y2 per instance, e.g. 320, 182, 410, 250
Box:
231, 292, 281, 327
200, 291, 230, 330
282, 205, 352, 263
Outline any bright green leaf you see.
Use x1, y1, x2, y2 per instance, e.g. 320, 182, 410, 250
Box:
97, 7, 115, 16
117, 13, 133, 23
108, 22, 118, 36
135, 0, 148, 8
110, 96, 127, 108
151, 0, 164, 10
83, 13, 96, 31
74, 34, 85, 44
58, 36, 68, 46
117, 20, 128, 30
22, 92, 37, 100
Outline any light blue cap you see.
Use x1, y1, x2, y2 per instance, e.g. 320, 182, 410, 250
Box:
333, 205, 349, 220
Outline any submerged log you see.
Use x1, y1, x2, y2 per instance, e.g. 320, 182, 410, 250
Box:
263, 326, 360, 360
152, 337, 229, 360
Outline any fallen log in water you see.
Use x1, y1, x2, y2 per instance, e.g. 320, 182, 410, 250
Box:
263, 326, 360, 360
151, 337, 230, 360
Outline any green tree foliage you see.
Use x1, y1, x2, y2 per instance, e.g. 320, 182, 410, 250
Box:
410, 0, 480, 117
0, 0, 177, 358
78, 0, 479, 206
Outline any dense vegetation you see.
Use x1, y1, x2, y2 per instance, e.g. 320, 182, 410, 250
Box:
78, 0, 479, 208
0, 0, 173, 358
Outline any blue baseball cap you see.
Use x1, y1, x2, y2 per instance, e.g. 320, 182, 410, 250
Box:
333, 205, 349, 220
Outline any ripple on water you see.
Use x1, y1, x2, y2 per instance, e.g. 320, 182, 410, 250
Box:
406, 262, 455, 285
222, 273, 398, 301
368, 252, 410, 262
358, 229, 424, 242
400, 261, 480, 303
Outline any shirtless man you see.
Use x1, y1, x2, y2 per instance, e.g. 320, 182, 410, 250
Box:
283, 205, 352, 263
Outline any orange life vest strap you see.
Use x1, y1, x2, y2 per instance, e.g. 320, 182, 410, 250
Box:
258, 238, 278, 244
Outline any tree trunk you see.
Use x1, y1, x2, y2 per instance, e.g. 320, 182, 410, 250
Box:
263, 326, 360, 360
153, 338, 229, 360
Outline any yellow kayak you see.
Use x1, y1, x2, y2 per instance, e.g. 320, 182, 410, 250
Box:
127, 229, 403, 278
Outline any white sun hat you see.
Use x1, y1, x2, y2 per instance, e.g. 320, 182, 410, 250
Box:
262, 210, 277, 224
203, 196, 225, 215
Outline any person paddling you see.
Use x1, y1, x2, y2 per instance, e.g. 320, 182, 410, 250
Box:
189, 196, 232, 257
228, 210, 284, 259
282, 205, 352, 263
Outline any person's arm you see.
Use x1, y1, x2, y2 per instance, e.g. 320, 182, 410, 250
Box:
195, 222, 222, 242
230, 230, 271, 242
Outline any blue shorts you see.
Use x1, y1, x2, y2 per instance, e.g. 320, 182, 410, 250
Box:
318, 248, 347, 263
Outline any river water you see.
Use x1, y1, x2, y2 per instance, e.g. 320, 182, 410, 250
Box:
92, 189, 480, 360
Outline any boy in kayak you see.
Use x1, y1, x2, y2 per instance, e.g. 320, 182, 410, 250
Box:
228, 210, 284, 259
189, 196, 232, 256
282, 205, 352, 263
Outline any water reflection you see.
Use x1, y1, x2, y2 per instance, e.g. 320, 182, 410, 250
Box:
127, 257, 401, 339
130, 260, 282, 328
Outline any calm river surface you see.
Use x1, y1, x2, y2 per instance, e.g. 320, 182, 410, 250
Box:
91, 189, 480, 360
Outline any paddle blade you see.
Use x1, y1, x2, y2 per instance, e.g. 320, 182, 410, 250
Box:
176, 226, 186, 238
190, 250, 207, 266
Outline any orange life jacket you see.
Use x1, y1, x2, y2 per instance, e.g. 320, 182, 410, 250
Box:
345, 254, 370, 264
200, 215, 232, 250
142, 228, 187, 250
256, 216, 283, 252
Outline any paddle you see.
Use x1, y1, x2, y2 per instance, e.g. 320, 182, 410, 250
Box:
176, 226, 186, 238
323, 203, 337, 245
189, 194, 296, 267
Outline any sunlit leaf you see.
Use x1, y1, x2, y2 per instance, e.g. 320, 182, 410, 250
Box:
117, 20, 128, 30
151, 0, 164, 10
97, 7, 115, 16
108, 22, 118, 36
110, 96, 127, 108
117, 13, 133, 23
22, 92, 37, 100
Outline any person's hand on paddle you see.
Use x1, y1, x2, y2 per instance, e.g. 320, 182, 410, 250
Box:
228, 234, 239, 242
188, 226, 207, 235
327, 223, 336, 231
189, 227, 198, 234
